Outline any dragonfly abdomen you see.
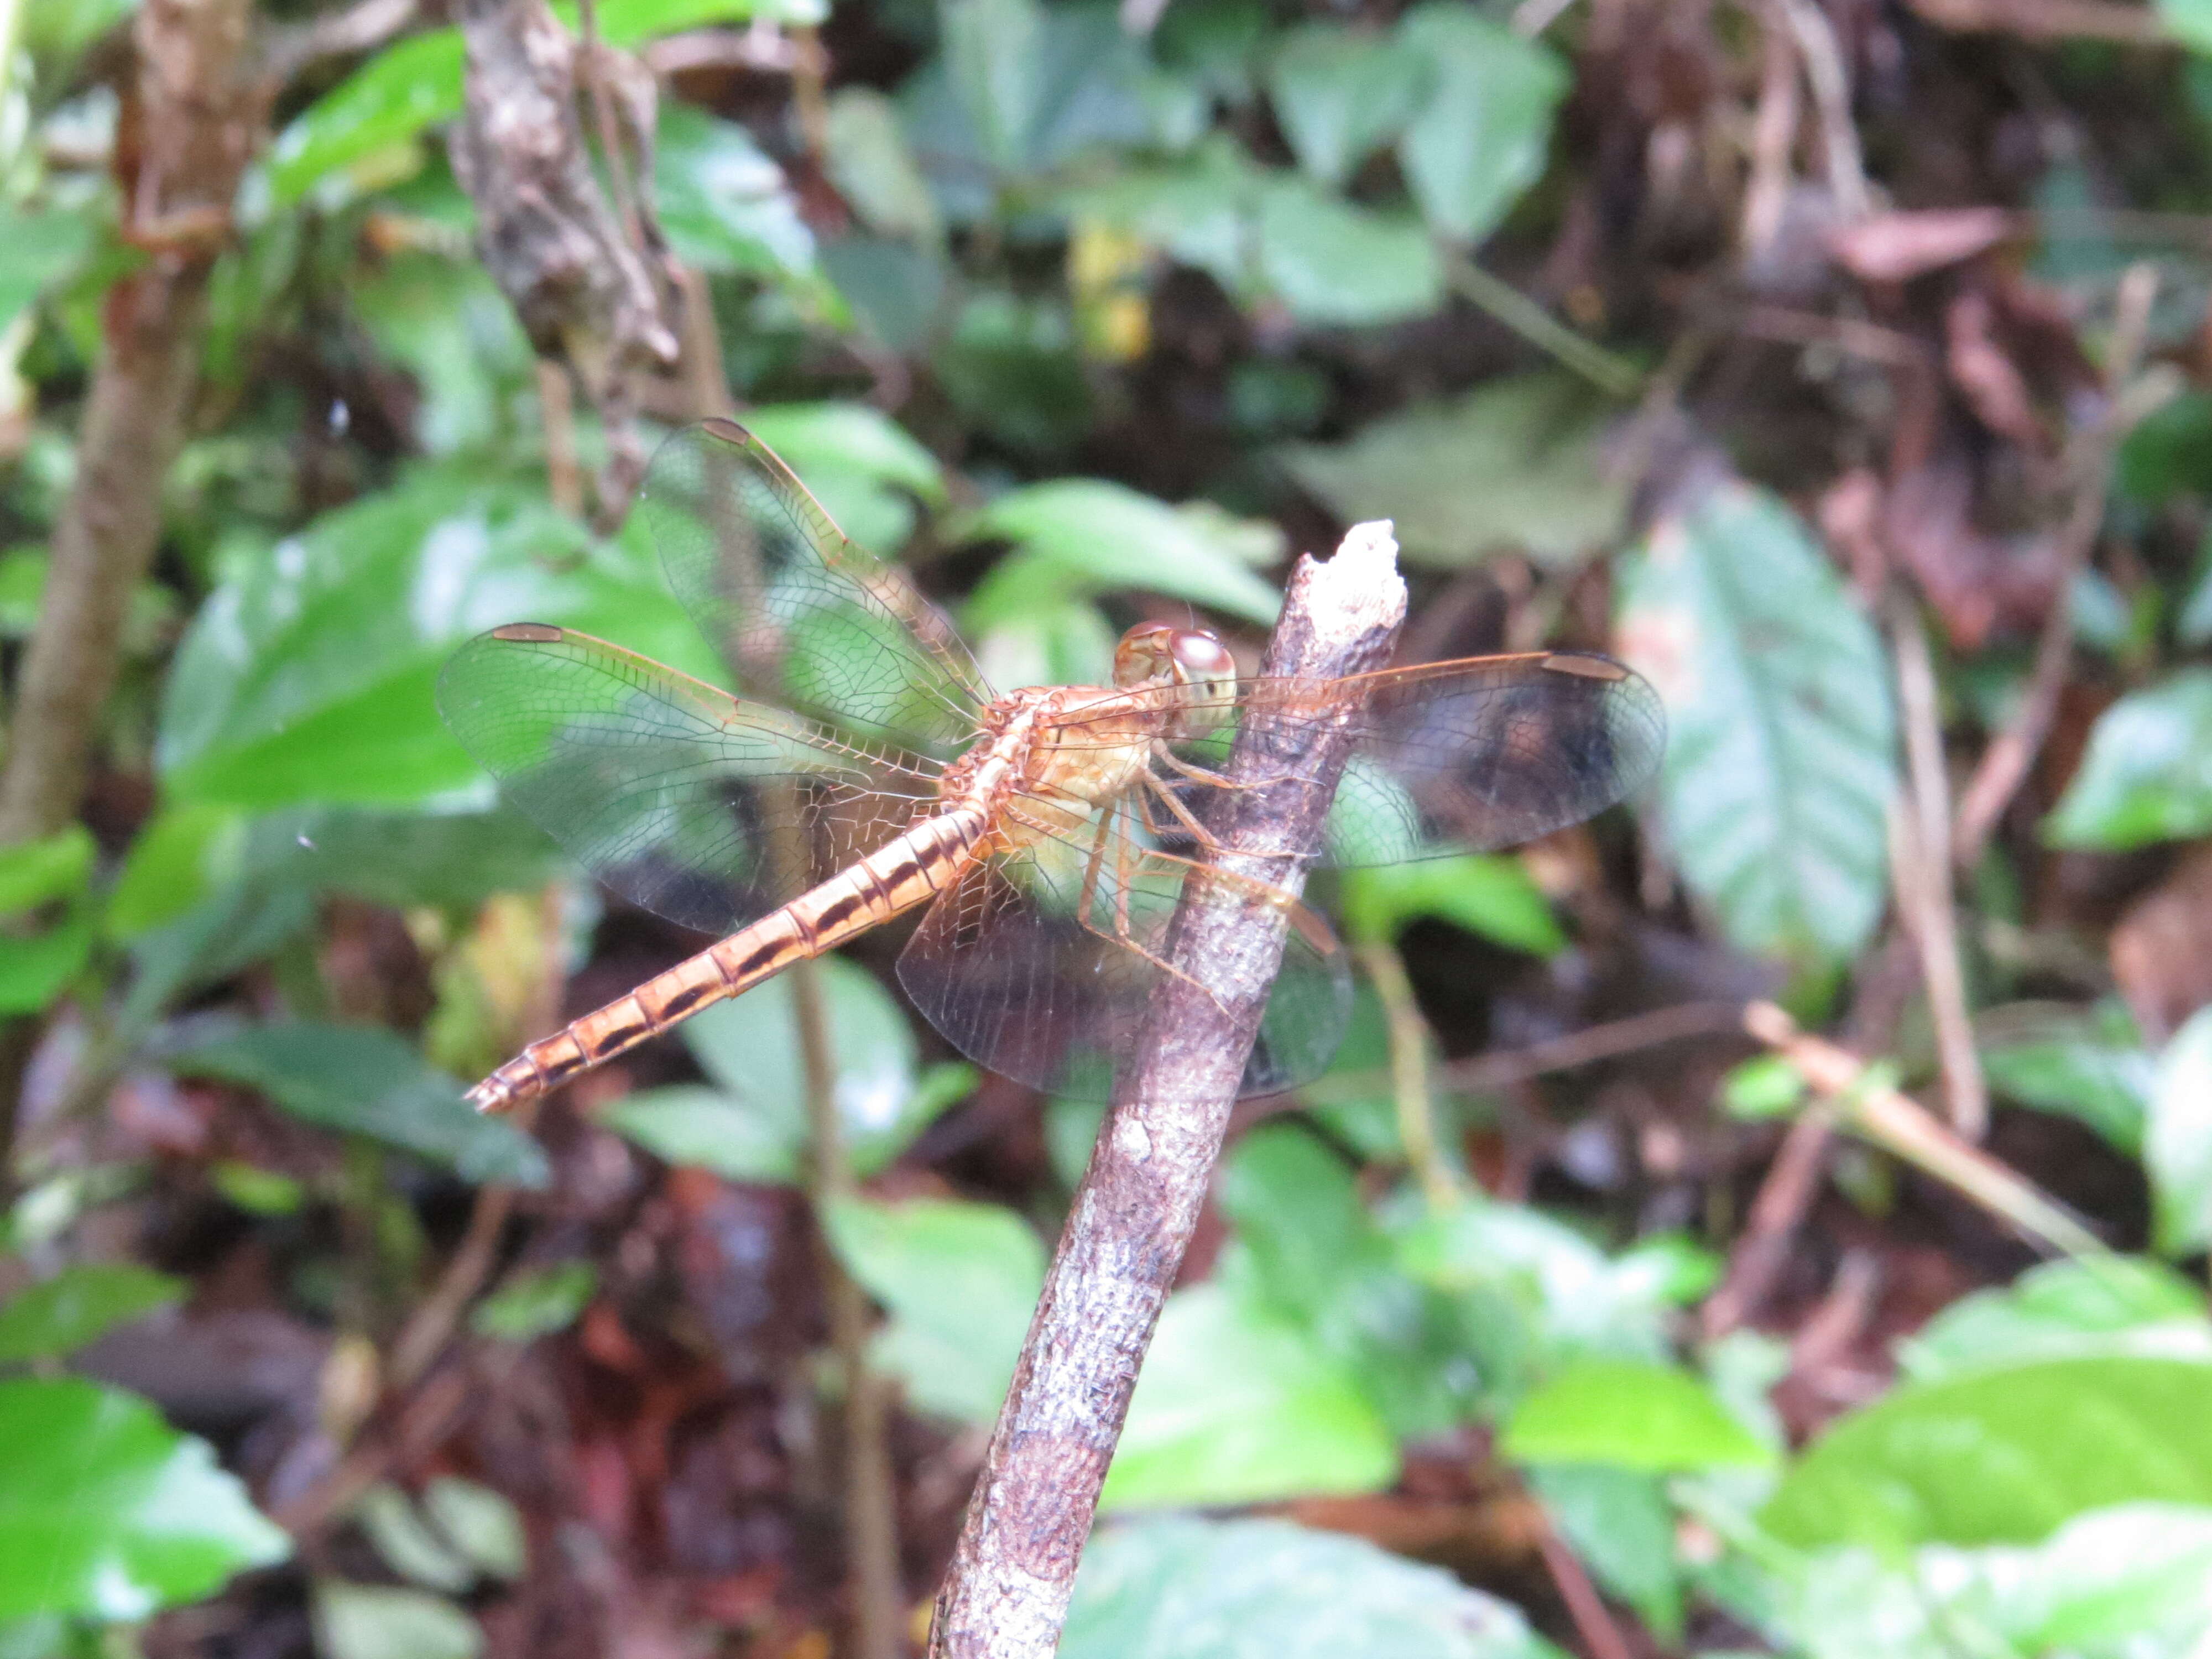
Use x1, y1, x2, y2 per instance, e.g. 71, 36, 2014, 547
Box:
462, 807, 989, 1113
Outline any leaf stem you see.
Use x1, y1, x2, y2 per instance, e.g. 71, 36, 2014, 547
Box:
1440, 252, 1644, 400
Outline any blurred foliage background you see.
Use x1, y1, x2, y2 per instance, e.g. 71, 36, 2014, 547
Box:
8, 0, 2212, 1654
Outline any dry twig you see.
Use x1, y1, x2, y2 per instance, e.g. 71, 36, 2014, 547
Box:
927, 525, 1408, 1659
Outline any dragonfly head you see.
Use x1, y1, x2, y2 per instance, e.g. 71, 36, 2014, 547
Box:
1114, 623, 1237, 736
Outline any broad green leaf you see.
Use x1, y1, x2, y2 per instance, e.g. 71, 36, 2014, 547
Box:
823, 1197, 1045, 1425
421, 1478, 526, 1580
656, 106, 816, 283
356, 1486, 474, 1593
1503, 1358, 1773, 1472
1216, 1126, 1483, 1438
2045, 669, 2212, 850
1762, 1356, 2212, 1550
1783, 1503, 2212, 1659
1899, 1258, 2212, 1383
314, 1581, 481, 1659
614, 956, 964, 1183
106, 803, 244, 938
0, 1266, 185, 1365
0, 207, 95, 334
211, 1162, 306, 1216
2150, 1006, 2212, 1254
0, 911, 93, 1016
124, 885, 317, 1031
2168, 0, 2212, 51
351, 254, 535, 457
267, 0, 825, 207
471, 1261, 596, 1341
1057, 135, 1259, 301
824, 88, 942, 245
2116, 388, 2212, 503
1267, 24, 1425, 187
960, 480, 1281, 625
743, 401, 946, 555
1103, 1282, 1398, 1509
1280, 373, 1628, 567
23, 0, 137, 65
932, 290, 1094, 457
158, 462, 700, 811
0, 1378, 289, 1621
941, 0, 1046, 172
1981, 1001, 2154, 1154
1254, 180, 1442, 326
1062, 1516, 1552, 1659
0, 826, 93, 916
1395, 5, 1566, 244
1617, 481, 1897, 965
171, 1024, 549, 1187
1342, 855, 1565, 956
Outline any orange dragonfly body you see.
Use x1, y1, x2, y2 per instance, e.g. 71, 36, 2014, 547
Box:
438, 419, 1664, 1113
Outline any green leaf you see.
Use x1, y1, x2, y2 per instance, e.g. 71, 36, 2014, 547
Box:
0, 826, 93, 916
0, 206, 95, 334
471, 1261, 596, 1341
0, 1378, 289, 1621
933, 290, 1094, 457
1062, 1516, 1553, 1659
1254, 180, 1442, 327
960, 480, 1282, 626
421, 1478, 526, 1580
0, 911, 93, 1016
2045, 669, 2212, 850
158, 462, 701, 811
941, 0, 1046, 172
1103, 1282, 1398, 1509
1899, 1258, 2212, 1383
1280, 373, 1628, 567
355, 1486, 474, 1593
1617, 480, 1897, 966
210, 1162, 306, 1216
1980, 1001, 2153, 1154
2116, 388, 2212, 503
1504, 1358, 1772, 1472
825, 87, 943, 245
106, 804, 244, 938
1394, 5, 1566, 244
823, 1197, 1045, 1426
1342, 855, 1565, 955
351, 254, 535, 458
1530, 1465, 1684, 1640
742, 401, 946, 555
610, 957, 961, 1183
267, 0, 825, 208
0, 1266, 186, 1365
314, 1581, 482, 1659
1761, 1356, 2212, 1550
2167, 0, 2212, 51
171, 1024, 549, 1187
1267, 24, 1426, 188
264, 32, 462, 209
655, 106, 816, 283
2150, 1006, 2212, 1254
23, 0, 137, 66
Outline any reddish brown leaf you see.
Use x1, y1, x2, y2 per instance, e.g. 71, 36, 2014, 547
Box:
1829, 207, 2012, 283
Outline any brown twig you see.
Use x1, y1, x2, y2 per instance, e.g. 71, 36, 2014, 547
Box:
1741, 1002, 2107, 1257
1952, 261, 2158, 869
1886, 597, 1987, 1137
1699, 1098, 1838, 1340
1904, 0, 2164, 43
1531, 1500, 1637, 1659
1740, 4, 1802, 263
0, 0, 265, 1177
1772, 0, 1870, 221
927, 525, 1408, 1659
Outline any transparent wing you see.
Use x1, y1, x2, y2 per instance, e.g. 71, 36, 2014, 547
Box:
437, 625, 940, 936
1053, 651, 1665, 867
638, 419, 992, 755
896, 815, 1350, 1103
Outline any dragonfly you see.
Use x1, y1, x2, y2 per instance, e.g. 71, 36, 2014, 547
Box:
437, 419, 1665, 1114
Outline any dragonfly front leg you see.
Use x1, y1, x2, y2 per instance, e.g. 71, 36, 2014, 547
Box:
1137, 770, 1227, 853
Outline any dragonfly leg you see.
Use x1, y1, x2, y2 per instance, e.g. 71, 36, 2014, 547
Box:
1149, 740, 1277, 792
1138, 770, 1228, 852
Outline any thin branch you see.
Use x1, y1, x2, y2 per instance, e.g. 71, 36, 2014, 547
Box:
1531, 1498, 1637, 1659
1772, 0, 1870, 221
1887, 597, 1987, 1137
1952, 262, 2157, 869
264, 0, 418, 84
1440, 253, 1644, 400
1743, 1002, 2109, 1258
927, 525, 1409, 1659
1699, 1100, 1838, 1339
1903, 0, 2165, 43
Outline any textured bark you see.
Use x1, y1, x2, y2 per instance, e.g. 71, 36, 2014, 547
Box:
926, 528, 1407, 1658
0, 0, 262, 846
